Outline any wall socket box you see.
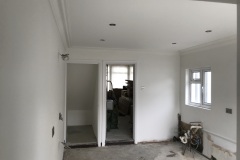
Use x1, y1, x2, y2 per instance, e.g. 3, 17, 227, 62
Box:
59, 113, 63, 121
226, 108, 232, 114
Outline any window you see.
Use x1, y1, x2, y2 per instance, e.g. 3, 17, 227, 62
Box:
186, 68, 211, 109
107, 65, 134, 89
111, 66, 129, 88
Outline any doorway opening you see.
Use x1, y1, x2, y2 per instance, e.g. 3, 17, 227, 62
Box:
105, 64, 135, 145
66, 63, 99, 147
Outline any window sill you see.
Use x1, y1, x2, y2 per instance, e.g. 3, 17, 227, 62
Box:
186, 104, 211, 110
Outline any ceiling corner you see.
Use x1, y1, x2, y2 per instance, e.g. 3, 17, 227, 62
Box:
48, 0, 71, 49
195, 0, 237, 4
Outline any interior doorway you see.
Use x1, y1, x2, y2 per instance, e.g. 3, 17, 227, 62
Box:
105, 64, 135, 145
66, 63, 99, 147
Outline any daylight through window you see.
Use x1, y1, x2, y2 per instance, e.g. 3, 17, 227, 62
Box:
187, 68, 211, 109
107, 65, 134, 89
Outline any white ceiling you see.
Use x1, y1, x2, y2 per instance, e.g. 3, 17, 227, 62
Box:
64, 0, 236, 53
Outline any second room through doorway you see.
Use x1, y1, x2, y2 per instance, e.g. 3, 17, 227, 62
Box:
106, 64, 135, 144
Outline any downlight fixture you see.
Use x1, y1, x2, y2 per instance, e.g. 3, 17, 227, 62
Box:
205, 30, 212, 33
109, 23, 116, 26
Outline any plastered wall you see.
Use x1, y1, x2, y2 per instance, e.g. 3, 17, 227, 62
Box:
68, 48, 180, 143
67, 64, 98, 126
0, 0, 66, 160
180, 38, 237, 157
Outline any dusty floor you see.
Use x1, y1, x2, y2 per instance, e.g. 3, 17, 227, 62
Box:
67, 125, 97, 144
106, 115, 133, 142
63, 142, 209, 160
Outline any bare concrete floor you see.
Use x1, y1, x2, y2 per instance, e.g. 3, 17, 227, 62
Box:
63, 142, 209, 160
106, 115, 133, 142
67, 125, 97, 145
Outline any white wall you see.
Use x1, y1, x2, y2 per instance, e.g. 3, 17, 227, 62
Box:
0, 1, 65, 160
67, 110, 93, 126
238, 3, 240, 160
180, 38, 237, 156
68, 48, 180, 143
67, 64, 98, 126
92, 66, 99, 141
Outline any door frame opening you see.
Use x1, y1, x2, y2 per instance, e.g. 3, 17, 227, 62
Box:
64, 60, 103, 147
102, 61, 138, 146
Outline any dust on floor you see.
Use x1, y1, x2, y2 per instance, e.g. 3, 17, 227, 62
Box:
63, 142, 209, 160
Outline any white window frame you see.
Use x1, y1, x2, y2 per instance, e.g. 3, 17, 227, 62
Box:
187, 68, 211, 109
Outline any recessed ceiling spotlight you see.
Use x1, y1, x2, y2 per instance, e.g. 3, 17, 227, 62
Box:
100, 39, 105, 42
172, 43, 177, 45
109, 23, 116, 26
205, 30, 212, 33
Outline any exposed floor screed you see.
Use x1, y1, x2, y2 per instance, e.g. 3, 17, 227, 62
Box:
63, 142, 209, 160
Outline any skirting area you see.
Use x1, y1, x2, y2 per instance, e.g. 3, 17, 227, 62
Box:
64, 142, 209, 160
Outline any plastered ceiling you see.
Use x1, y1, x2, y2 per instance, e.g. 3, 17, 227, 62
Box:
64, 0, 236, 53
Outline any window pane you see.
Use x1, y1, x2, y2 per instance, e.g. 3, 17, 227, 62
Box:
192, 71, 200, 80
129, 66, 134, 80
112, 66, 128, 73
203, 71, 211, 104
190, 83, 201, 104
107, 65, 111, 91
111, 66, 128, 88
112, 74, 128, 88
